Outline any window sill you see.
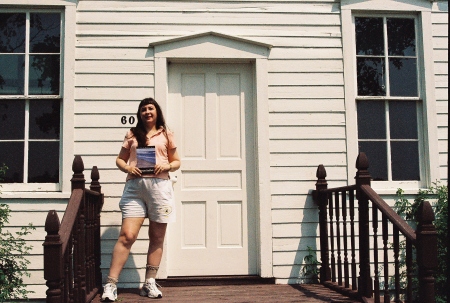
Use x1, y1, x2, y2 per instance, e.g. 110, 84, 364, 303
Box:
0, 191, 71, 199
370, 181, 425, 195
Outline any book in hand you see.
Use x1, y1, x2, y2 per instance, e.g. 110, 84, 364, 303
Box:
136, 146, 156, 174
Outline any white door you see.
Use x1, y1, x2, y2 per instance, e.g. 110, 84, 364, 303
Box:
167, 63, 257, 276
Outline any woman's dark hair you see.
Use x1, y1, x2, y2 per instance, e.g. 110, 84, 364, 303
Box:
130, 97, 167, 147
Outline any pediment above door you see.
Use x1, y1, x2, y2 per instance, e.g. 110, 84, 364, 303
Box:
149, 31, 272, 59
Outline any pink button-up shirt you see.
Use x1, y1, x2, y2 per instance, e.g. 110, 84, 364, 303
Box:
121, 128, 177, 181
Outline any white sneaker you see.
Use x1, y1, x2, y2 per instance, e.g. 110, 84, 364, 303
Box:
101, 283, 117, 302
140, 278, 163, 299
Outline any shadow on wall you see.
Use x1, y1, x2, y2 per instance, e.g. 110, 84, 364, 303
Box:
101, 227, 141, 289
288, 192, 319, 284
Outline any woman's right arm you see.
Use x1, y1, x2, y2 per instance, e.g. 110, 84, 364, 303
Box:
116, 147, 131, 173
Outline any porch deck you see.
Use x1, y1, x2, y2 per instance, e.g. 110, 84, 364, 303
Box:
91, 284, 361, 303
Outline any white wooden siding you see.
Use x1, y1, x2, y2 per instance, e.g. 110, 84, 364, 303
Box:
433, 1, 449, 182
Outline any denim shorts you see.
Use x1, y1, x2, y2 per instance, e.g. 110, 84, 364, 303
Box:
119, 178, 176, 223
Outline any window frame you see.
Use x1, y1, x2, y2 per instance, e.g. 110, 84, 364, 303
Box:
0, 0, 75, 195
342, 0, 440, 191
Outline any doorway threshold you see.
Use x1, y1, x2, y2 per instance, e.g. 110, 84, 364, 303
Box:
161, 275, 275, 287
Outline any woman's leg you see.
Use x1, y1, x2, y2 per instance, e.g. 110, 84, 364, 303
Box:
108, 217, 146, 279
145, 221, 168, 279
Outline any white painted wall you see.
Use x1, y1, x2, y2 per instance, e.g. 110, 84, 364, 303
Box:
432, 1, 449, 182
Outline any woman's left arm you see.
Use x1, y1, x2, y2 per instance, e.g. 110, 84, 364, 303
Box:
167, 148, 181, 172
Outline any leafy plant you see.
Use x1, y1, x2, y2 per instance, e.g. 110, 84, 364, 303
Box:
394, 183, 448, 303
0, 164, 36, 302
301, 246, 320, 283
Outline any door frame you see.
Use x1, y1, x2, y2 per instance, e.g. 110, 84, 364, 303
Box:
150, 32, 273, 278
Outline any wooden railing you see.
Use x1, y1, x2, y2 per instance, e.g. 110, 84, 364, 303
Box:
313, 152, 437, 303
43, 156, 104, 303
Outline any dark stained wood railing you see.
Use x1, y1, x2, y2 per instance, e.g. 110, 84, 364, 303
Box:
313, 152, 437, 303
43, 156, 104, 303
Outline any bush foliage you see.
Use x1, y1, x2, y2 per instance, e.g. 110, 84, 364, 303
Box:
395, 183, 448, 303
0, 164, 36, 302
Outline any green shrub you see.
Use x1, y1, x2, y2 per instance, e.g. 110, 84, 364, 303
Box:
394, 183, 448, 303
0, 164, 36, 302
301, 246, 320, 283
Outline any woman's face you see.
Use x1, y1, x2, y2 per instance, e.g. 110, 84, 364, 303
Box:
140, 103, 158, 125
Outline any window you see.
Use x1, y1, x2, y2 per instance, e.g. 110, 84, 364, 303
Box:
355, 16, 421, 181
0, 12, 61, 184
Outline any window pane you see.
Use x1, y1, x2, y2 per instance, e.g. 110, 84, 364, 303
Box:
391, 141, 420, 180
389, 58, 418, 97
29, 55, 60, 95
356, 17, 384, 56
30, 13, 61, 54
0, 141, 24, 183
28, 141, 59, 183
0, 55, 25, 95
357, 101, 386, 139
359, 141, 388, 181
388, 18, 416, 56
29, 99, 60, 139
0, 100, 25, 139
357, 58, 386, 96
389, 101, 418, 139
0, 13, 26, 53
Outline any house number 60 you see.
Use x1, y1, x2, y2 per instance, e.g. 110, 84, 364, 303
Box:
121, 116, 135, 125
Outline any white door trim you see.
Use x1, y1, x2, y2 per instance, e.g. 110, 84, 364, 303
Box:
152, 32, 273, 278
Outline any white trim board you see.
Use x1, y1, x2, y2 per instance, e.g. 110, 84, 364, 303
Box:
152, 31, 273, 278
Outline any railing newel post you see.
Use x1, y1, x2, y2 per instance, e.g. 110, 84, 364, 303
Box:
315, 164, 331, 283
43, 210, 63, 303
355, 152, 372, 299
90, 166, 101, 193
416, 201, 437, 303
90, 165, 104, 292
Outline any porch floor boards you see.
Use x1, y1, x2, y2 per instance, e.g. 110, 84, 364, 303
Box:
91, 284, 361, 303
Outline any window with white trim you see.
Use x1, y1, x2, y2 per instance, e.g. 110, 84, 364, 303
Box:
355, 16, 422, 181
0, 11, 61, 184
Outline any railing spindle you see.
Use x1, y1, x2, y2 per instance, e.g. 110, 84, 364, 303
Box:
372, 206, 380, 303
394, 226, 400, 302
349, 190, 357, 290
335, 191, 342, 286
382, 214, 390, 303
342, 191, 349, 289
329, 193, 336, 283
406, 241, 413, 303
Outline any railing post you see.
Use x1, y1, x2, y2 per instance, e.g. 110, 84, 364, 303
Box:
355, 153, 372, 299
43, 210, 63, 303
71, 155, 85, 191
416, 201, 437, 303
315, 164, 331, 283
90, 166, 101, 193
90, 166, 104, 290
71, 155, 87, 301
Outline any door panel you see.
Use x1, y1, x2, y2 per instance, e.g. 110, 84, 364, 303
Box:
167, 63, 256, 276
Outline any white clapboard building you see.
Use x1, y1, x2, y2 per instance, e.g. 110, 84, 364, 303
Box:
0, 0, 447, 298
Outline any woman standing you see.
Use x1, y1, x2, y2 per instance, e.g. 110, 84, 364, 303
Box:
102, 98, 180, 301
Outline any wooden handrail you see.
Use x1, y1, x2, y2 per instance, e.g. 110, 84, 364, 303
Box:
313, 152, 437, 303
360, 185, 416, 242
59, 189, 84, 254
43, 156, 104, 303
